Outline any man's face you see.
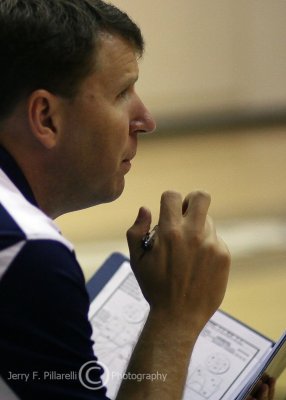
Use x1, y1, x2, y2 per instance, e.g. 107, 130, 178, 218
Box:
57, 33, 156, 210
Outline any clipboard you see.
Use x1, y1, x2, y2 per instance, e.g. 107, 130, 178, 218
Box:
86, 252, 286, 400
235, 331, 286, 399
86, 252, 128, 301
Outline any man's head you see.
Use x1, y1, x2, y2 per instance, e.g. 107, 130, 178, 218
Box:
0, 0, 155, 217
0, 0, 144, 122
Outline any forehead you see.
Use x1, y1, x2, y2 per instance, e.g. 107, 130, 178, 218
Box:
90, 33, 139, 89
98, 32, 139, 64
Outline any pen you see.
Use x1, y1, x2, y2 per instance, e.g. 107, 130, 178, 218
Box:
142, 225, 158, 250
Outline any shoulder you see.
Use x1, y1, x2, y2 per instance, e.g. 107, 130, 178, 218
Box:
0, 169, 73, 250
0, 169, 75, 283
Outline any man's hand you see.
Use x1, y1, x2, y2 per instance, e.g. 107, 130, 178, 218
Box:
117, 190, 231, 399
127, 190, 231, 333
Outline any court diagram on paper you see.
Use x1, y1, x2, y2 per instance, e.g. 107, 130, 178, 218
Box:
88, 263, 272, 400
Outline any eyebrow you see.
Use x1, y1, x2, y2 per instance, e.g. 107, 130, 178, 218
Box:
114, 76, 137, 97
120, 74, 139, 89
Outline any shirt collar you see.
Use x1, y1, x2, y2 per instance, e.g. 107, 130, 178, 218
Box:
0, 145, 38, 207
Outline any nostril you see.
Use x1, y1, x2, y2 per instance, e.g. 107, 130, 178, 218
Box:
130, 112, 156, 135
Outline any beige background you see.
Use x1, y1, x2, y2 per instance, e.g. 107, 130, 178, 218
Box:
112, 0, 286, 120
56, 1, 286, 397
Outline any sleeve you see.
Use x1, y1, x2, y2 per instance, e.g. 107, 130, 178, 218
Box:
0, 239, 110, 400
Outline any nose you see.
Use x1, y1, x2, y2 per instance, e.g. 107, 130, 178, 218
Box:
130, 99, 156, 135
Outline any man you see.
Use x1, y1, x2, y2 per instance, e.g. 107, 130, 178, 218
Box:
0, 1, 274, 399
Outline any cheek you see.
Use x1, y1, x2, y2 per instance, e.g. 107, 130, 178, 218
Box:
90, 137, 121, 173
100, 117, 129, 151
76, 105, 129, 167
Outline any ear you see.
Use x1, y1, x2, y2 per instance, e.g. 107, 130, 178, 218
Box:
28, 90, 62, 149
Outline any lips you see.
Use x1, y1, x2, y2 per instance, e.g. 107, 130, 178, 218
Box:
125, 152, 136, 162
122, 148, 136, 174
122, 159, 132, 173
123, 151, 136, 164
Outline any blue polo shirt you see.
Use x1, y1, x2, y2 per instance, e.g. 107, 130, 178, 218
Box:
0, 146, 109, 399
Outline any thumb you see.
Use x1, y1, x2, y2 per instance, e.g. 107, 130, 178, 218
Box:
127, 207, 152, 252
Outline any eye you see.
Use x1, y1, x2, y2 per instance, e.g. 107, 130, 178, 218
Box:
118, 88, 129, 100
117, 82, 136, 101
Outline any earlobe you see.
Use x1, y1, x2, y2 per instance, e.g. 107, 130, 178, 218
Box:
28, 90, 59, 150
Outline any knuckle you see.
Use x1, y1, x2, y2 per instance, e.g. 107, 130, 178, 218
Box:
202, 241, 231, 268
218, 248, 231, 268
188, 231, 204, 247
189, 190, 211, 202
168, 226, 182, 242
217, 239, 231, 266
161, 190, 181, 202
198, 190, 211, 201
202, 241, 218, 256
126, 227, 135, 240
189, 190, 211, 207
195, 241, 220, 264
164, 226, 183, 243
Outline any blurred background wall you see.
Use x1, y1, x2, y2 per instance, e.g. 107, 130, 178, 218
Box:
57, 1, 286, 396
112, 0, 286, 127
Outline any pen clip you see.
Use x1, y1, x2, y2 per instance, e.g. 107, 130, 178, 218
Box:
142, 225, 158, 250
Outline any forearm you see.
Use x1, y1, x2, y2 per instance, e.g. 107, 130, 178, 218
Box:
116, 310, 199, 400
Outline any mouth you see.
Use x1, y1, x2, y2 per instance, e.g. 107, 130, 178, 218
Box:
122, 158, 132, 173
122, 151, 136, 164
122, 151, 136, 172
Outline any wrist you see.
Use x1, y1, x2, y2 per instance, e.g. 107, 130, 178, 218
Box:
146, 307, 202, 348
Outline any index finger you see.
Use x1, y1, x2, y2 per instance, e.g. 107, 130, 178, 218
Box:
158, 191, 183, 228
183, 190, 211, 231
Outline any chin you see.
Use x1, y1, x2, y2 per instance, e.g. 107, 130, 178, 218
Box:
100, 179, 126, 204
